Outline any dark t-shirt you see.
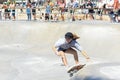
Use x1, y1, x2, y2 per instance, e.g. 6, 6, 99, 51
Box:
87, 2, 94, 13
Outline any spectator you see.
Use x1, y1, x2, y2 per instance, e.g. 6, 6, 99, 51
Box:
106, 0, 120, 22
53, 13, 58, 22
101, 0, 107, 15
40, 0, 45, 6
106, 0, 114, 22
97, 1, 104, 20
73, 0, 79, 8
45, 13, 49, 21
0, 9, 2, 20
2, 2, 11, 20
49, 1, 54, 13
0, 4, 2, 20
82, 1, 89, 19
45, 1, 51, 21
113, 0, 120, 22
31, 1, 36, 20
10, 2, 16, 21
58, 0, 66, 21
67, 0, 74, 15
26, 4, 31, 21
67, 0, 77, 21
87, 0, 94, 20
108, 9, 116, 22
20, 3, 23, 13
40, 13, 45, 21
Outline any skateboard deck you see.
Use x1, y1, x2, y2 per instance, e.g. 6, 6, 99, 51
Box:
67, 64, 86, 77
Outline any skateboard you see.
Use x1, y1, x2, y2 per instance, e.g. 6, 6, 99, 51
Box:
67, 64, 86, 77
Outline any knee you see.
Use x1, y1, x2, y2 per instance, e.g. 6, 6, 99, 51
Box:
72, 50, 77, 54
59, 51, 66, 57
61, 55, 66, 59
72, 50, 78, 56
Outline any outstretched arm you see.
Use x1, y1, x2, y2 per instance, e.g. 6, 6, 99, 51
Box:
52, 46, 59, 56
74, 42, 90, 60
81, 50, 90, 60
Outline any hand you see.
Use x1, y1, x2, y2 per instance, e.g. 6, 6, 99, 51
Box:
55, 52, 60, 56
86, 57, 90, 62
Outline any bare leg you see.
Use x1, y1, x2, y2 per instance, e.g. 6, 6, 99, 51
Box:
65, 48, 79, 65
61, 14, 64, 21
58, 51, 68, 66
85, 14, 88, 19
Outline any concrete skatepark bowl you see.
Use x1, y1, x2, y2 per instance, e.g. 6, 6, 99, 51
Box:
0, 20, 120, 80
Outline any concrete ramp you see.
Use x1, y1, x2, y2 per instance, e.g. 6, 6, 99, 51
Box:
0, 21, 120, 80
70, 62, 120, 80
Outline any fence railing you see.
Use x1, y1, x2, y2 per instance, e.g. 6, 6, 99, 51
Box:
0, 7, 112, 21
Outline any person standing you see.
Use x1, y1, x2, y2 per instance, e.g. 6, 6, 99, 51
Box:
2, 2, 11, 20
31, 1, 36, 20
106, 0, 119, 22
87, 0, 94, 20
45, 1, 51, 21
10, 2, 16, 20
113, 0, 120, 22
58, 0, 66, 21
97, 1, 104, 20
0, 9, 2, 20
82, 1, 89, 20
26, 4, 31, 21
67, 0, 75, 21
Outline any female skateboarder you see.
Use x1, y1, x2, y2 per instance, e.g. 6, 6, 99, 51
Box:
52, 32, 90, 66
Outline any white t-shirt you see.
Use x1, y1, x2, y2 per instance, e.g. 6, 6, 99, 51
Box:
55, 38, 83, 52
106, 0, 114, 8
97, 2, 104, 8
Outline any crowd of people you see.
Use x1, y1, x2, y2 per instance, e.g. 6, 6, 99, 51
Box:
0, 0, 120, 22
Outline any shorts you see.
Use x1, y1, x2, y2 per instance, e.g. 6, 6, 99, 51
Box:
82, 9, 88, 14
12, 10, 15, 16
118, 9, 120, 15
45, 14, 49, 20
88, 9, 94, 14
98, 10, 103, 16
58, 47, 67, 52
5, 9, 10, 14
116, 9, 120, 16
32, 9, 36, 15
70, 10, 74, 14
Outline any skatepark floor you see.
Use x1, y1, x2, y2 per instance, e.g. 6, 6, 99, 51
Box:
0, 20, 120, 80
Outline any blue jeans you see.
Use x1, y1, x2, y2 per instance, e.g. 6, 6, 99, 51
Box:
27, 13, 31, 21
108, 13, 116, 22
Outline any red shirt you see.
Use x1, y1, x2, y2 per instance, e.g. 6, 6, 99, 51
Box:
113, 0, 119, 9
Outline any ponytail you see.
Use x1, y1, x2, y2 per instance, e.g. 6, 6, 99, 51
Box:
73, 33, 80, 40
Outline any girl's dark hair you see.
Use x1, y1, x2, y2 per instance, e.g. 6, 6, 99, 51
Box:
65, 32, 73, 39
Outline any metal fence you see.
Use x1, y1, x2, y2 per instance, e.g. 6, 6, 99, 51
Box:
0, 7, 112, 21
